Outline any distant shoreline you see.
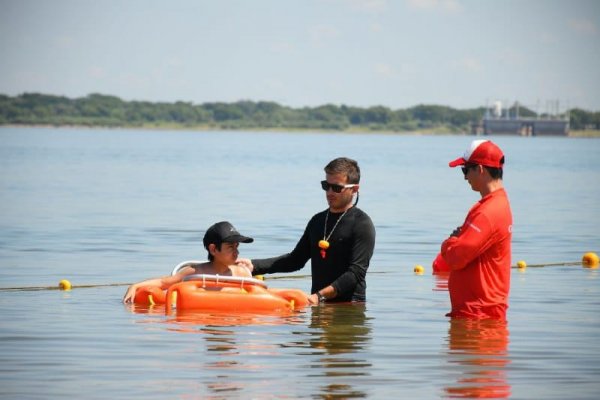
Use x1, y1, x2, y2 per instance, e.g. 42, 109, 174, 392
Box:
2, 123, 599, 137
0, 123, 467, 136
568, 129, 600, 138
3, 93, 597, 135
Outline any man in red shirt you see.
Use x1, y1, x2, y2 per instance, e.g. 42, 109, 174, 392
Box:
441, 140, 513, 320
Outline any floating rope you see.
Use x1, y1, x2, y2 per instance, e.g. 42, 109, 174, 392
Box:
512, 261, 580, 268
2, 252, 597, 292
0, 282, 131, 292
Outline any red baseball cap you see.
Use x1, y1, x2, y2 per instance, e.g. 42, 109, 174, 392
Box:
449, 140, 505, 168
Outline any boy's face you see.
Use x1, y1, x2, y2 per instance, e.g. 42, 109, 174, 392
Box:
213, 242, 240, 265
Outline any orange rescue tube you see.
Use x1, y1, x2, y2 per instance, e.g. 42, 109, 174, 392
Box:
133, 285, 167, 305
268, 288, 311, 308
132, 273, 309, 314
166, 280, 295, 313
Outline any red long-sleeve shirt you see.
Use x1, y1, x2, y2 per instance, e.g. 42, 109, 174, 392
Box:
441, 188, 513, 319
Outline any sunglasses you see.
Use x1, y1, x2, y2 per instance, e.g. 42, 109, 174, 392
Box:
321, 180, 357, 193
461, 164, 479, 176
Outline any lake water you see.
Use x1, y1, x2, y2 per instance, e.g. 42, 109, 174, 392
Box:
0, 127, 599, 399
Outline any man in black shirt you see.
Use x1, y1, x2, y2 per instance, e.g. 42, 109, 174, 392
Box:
239, 157, 376, 304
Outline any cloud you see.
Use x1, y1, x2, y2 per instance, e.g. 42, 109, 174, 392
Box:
407, 0, 462, 13
53, 35, 76, 49
537, 31, 558, 46
165, 57, 183, 68
88, 66, 106, 79
270, 40, 296, 54
373, 62, 417, 80
494, 48, 526, 67
118, 72, 148, 90
370, 22, 384, 33
374, 63, 396, 78
347, 0, 389, 13
308, 25, 340, 43
452, 57, 483, 73
260, 78, 286, 92
568, 18, 597, 35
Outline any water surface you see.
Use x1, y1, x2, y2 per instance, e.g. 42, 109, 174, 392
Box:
0, 127, 599, 398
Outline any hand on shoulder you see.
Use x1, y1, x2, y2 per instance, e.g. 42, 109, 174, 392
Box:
231, 263, 253, 277
235, 258, 254, 272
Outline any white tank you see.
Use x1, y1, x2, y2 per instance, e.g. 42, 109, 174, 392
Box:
493, 101, 502, 118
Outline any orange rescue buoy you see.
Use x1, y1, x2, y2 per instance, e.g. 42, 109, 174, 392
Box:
133, 274, 309, 314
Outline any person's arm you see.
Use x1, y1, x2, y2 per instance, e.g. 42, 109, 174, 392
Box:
251, 226, 312, 275
329, 214, 376, 300
308, 284, 337, 304
441, 211, 494, 270
122, 266, 194, 303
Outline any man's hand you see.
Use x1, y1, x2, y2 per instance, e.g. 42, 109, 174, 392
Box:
308, 293, 320, 305
450, 226, 462, 237
235, 258, 254, 272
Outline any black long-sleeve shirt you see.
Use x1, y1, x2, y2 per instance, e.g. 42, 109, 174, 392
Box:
252, 206, 376, 302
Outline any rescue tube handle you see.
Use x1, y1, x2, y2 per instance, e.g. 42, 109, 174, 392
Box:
183, 274, 268, 289
171, 260, 206, 276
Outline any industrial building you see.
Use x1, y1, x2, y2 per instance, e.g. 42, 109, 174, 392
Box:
472, 100, 569, 136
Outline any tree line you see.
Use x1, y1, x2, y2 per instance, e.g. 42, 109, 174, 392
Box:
1, 93, 598, 132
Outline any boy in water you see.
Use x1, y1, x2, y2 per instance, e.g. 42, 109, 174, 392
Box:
122, 221, 253, 303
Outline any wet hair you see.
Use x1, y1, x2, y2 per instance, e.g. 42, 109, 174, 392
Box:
324, 157, 361, 184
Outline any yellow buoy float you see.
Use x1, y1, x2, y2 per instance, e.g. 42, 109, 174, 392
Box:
582, 252, 599, 268
58, 279, 72, 291
413, 265, 425, 275
517, 260, 527, 269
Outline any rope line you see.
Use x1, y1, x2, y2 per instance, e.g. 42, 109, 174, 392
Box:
512, 261, 580, 268
0, 275, 312, 292
0, 283, 131, 292
0, 260, 592, 292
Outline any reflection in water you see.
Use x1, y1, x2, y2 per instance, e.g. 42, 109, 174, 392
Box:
433, 271, 450, 292
128, 303, 305, 328
175, 312, 305, 398
127, 303, 373, 398
309, 303, 371, 355
197, 326, 244, 397
307, 303, 373, 399
445, 318, 511, 398
127, 305, 308, 397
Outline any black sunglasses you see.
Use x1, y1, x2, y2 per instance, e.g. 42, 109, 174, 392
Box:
461, 164, 478, 176
321, 180, 357, 193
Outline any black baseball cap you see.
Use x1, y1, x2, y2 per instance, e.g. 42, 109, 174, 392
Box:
203, 221, 254, 249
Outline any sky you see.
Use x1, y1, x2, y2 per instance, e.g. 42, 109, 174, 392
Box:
1, 0, 599, 112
